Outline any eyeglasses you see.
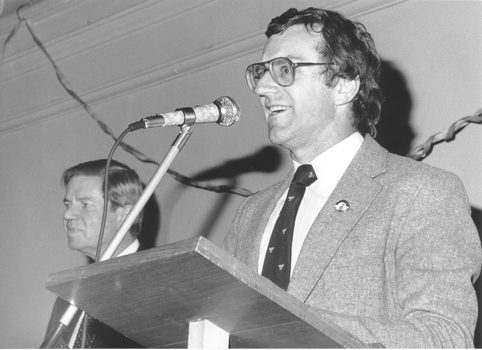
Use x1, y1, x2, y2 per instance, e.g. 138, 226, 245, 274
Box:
245, 57, 334, 93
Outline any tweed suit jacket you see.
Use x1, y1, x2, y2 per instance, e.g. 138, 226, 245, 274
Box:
223, 135, 481, 348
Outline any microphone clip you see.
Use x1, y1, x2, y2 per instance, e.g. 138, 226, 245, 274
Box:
175, 107, 196, 127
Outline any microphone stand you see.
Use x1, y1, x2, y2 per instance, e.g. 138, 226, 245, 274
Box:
41, 123, 194, 348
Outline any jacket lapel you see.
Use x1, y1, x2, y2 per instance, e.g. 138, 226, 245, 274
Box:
288, 136, 388, 302
244, 173, 294, 271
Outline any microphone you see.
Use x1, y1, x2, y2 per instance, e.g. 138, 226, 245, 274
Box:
129, 96, 240, 131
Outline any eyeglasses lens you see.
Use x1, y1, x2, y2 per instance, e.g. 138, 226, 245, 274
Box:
246, 58, 294, 92
251, 64, 266, 88
271, 58, 293, 86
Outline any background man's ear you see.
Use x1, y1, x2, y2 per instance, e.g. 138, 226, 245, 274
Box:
119, 205, 133, 223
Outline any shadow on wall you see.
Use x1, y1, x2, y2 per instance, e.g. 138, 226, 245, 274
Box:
376, 60, 415, 157
138, 192, 161, 249
189, 145, 284, 240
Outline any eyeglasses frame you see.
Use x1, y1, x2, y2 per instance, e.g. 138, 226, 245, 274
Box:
245, 57, 335, 92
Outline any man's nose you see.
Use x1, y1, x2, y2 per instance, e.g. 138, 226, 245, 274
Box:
63, 205, 77, 220
255, 69, 279, 96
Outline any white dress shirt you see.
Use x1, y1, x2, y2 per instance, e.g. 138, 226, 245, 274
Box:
258, 132, 364, 274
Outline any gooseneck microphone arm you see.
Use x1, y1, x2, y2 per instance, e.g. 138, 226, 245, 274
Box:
41, 96, 240, 348
102, 123, 194, 260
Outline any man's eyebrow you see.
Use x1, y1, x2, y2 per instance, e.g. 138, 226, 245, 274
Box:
286, 54, 306, 61
63, 196, 94, 202
77, 196, 94, 201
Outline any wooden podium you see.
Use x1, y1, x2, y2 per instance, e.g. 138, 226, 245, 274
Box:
46, 237, 369, 348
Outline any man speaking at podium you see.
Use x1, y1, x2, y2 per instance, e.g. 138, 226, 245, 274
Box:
44, 159, 143, 348
223, 7, 481, 348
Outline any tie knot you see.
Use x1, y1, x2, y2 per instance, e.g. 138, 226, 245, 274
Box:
293, 164, 317, 187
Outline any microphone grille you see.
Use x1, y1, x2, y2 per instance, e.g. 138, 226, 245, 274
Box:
213, 96, 241, 127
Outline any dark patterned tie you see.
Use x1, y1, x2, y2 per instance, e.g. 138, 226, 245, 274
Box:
262, 164, 317, 290
73, 314, 95, 348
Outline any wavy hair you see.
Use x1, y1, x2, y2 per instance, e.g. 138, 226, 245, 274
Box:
266, 7, 384, 136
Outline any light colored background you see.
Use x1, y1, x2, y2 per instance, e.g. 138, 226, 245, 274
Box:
0, 0, 481, 347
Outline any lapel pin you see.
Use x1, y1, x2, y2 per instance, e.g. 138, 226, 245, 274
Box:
335, 200, 350, 212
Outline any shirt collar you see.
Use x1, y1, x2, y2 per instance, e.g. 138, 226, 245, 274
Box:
293, 132, 364, 194
117, 239, 140, 257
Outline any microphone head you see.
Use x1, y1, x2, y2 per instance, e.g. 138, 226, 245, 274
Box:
213, 96, 241, 127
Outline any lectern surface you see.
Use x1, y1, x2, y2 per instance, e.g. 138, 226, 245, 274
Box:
46, 237, 368, 348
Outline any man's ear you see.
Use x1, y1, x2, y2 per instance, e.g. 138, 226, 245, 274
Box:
118, 205, 133, 224
334, 76, 360, 106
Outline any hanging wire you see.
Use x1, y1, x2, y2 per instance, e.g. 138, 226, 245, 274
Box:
408, 109, 482, 161
2, 1, 255, 198
1, 2, 481, 197
94, 127, 132, 262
